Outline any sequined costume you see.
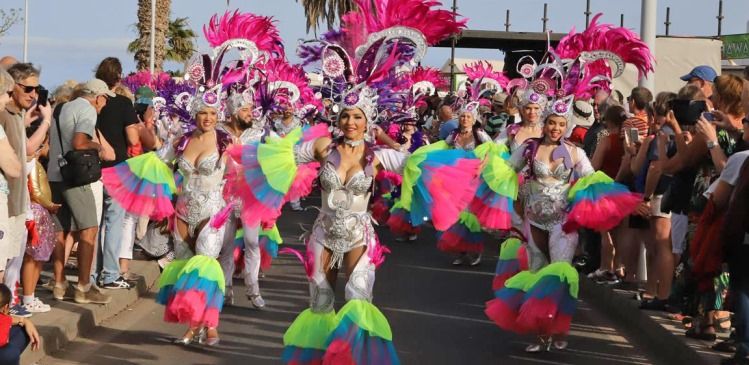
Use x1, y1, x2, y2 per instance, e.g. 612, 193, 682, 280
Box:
281, 139, 405, 364
217, 123, 277, 300
508, 140, 593, 269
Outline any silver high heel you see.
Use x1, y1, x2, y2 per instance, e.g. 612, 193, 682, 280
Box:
552, 340, 568, 350
525, 336, 552, 353
203, 328, 220, 347
174, 328, 201, 345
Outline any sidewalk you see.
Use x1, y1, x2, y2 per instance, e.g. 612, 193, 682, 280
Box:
580, 277, 732, 365
21, 259, 160, 365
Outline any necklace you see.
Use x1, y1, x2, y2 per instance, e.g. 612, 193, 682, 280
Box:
343, 138, 364, 147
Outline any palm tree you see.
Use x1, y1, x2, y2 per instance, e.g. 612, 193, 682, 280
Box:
129, 16, 196, 67
296, 0, 356, 33
131, 0, 172, 71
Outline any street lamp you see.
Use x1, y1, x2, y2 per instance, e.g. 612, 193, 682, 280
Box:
23, 0, 28, 62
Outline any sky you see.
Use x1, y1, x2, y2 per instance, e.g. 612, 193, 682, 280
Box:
1, 0, 748, 88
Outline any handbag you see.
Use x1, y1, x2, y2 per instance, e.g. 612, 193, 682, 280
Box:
54, 104, 101, 187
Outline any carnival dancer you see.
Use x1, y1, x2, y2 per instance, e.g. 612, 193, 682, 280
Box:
100, 10, 285, 346
217, 90, 272, 308
435, 61, 514, 266
225, 1, 467, 363
485, 13, 654, 353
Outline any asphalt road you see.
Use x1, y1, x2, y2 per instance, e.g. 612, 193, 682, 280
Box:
42, 195, 659, 365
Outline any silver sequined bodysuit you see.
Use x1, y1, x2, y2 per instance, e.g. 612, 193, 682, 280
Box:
174, 152, 226, 235
314, 150, 375, 269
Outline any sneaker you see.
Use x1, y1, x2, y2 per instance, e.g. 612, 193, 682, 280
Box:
9, 304, 32, 318
53, 280, 70, 301
594, 271, 621, 285
24, 298, 51, 313
102, 277, 132, 290
248, 294, 266, 309
469, 253, 482, 266
74, 285, 112, 304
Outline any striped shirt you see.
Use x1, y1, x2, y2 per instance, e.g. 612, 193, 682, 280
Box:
621, 112, 649, 138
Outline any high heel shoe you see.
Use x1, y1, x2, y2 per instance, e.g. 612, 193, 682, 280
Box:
203, 328, 220, 347
525, 336, 552, 353
174, 328, 199, 345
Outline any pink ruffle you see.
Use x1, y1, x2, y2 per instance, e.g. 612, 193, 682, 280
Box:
424, 160, 480, 231
101, 169, 174, 220
563, 193, 641, 232
164, 289, 219, 328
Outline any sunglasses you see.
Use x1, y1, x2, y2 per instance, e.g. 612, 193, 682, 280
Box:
16, 83, 41, 94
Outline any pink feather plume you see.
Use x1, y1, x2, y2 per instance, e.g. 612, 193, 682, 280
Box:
555, 13, 655, 79
341, 0, 467, 49
203, 10, 285, 59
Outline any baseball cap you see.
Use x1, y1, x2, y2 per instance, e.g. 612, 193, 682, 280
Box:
572, 100, 595, 127
680, 65, 718, 83
135, 86, 156, 105
82, 79, 115, 97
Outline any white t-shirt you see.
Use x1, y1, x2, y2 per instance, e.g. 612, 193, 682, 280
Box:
720, 150, 749, 186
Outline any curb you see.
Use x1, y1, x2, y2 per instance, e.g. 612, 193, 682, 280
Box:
21, 260, 160, 365
579, 278, 717, 365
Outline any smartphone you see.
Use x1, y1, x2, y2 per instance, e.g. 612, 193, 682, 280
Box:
627, 128, 640, 144
702, 112, 715, 122
37, 87, 49, 107
671, 99, 707, 126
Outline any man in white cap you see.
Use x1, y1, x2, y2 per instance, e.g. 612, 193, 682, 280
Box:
48, 78, 114, 305
567, 100, 595, 147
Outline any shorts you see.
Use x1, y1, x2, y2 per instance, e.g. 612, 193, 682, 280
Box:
0, 195, 26, 271
671, 213, 688, 255
0, 194, 8, 270
650, 195, 671, 219
51, 181, 99, 232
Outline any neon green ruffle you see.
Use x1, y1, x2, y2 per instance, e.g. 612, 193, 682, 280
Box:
473, 143, 518, 199
498, 238, 523, 260
399, 141, 450, 210
336, 299, 393, 341
178, 255, 226, 293
125, 151, 177, 192
257, 127, 303, 193
458, 211, 482, 233
566, 171, 614, 201
157, 259, 188, 288
283, 309, 338, 350
260, 224, 283, 244
504, 262, 579, 299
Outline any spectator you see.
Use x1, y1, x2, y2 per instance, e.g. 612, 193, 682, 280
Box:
0, 69, 24, 301
717, 106, 749, 365
582, 89, 613, 158
568, 100, 595, 147
436, 102, 458, 140
48, 79, 114, 304
0, 56, 17, 70
0, 284, 41, 365
622, 87, 653, 138
0, 63, 52, 318
680, 65, 718, 108
588, 105, 627, 284
93, 58, 141, 290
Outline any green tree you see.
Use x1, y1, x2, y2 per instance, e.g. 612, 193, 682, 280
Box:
129, 16, 196, 68
296, 0, 355, 33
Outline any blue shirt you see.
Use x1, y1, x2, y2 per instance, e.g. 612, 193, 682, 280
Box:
438, 119, 458, 140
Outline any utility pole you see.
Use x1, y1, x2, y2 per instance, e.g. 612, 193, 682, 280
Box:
542, 4, 549, 32
664, 7, 671, 36
717, 0, 724, 37
23, 0, 28, 62
449, 0, 457, 93
585, 0, 592, 29
504, 9, 511, 32
620, 13, 624, 27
